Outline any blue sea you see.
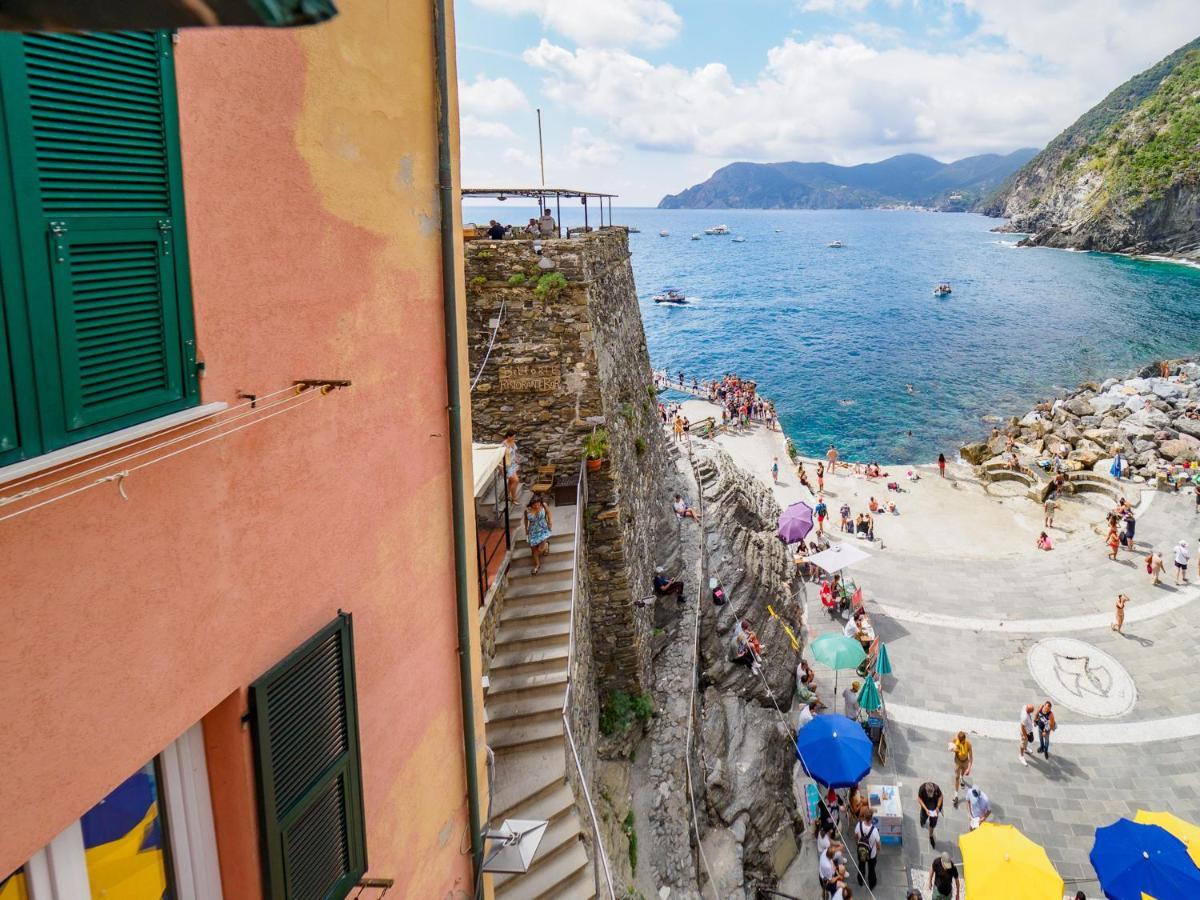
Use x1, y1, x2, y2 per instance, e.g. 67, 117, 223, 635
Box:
465, 205, 1200, 462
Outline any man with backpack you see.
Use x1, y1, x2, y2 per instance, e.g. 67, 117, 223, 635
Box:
854, 807, 879, 889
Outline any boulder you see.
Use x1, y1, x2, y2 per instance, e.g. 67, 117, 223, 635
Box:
1176, 418, 1200, 440
960, 442, 990, 466
1057, 421, 1082, 443
1127, 408, 1171, 429
1019, 411, 1044, 428
1069, 439, 1104, 468
1133, 439, 1158, 453
1110, 406, 1131, 421
1063, 396, 1095, 417
1158, 439, 1199, 462
1079, 415, 1101, 428
1078, 380, 1101, 393
1152, 380, 1188, 400
1083, 428, 1119, 445
1101, 378, 1119, 391
1090, 395, 1122, 415
1044, 435, 1071, 457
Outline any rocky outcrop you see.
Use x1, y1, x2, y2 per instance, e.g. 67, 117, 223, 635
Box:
967, 359, 1200, 483
984, 38, 1200, 262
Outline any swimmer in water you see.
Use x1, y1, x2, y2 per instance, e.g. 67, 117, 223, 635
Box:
906, 384, 915, 394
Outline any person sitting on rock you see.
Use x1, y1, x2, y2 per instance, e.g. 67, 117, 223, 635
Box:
672, 493, 701, 522
732, 619, 763, 676
652, 566, 686, 604
1037, 531, 1053, 551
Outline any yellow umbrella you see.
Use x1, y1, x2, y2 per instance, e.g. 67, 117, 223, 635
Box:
1135, 810, 1200, 866
959, 822, 1064, 900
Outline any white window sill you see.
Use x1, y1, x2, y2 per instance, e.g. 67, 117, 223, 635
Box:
0, 401, 228, 488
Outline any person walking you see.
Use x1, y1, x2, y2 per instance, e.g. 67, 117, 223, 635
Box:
524, 497, 553, 575
917, 781, 944, 848
938, 452, 946, 478
854, 808, 879, 890
502, 431, 520, 503
771, 456, 779, 484
1019, 703, 1035, 766
1175, 540, 1190, 584
1035, 700, 1056, 759
1121, 511, 1136, 549
1148, 550, 1165, 585
1112, 593, 1128, 632
817, 461, 825, 493
966, 786, 992, 830
827, 444, 839, 475
929, 851, 961, 900
950, 732, 973, 805
672, 415, 684, 443
840, 502, 852, 533
1044, 492, 1057, 528
815, 497, 828, 536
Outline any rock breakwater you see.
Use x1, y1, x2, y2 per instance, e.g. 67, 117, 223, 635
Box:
962, 359, 1200, 484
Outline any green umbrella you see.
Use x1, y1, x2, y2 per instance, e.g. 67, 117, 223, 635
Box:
811, 633, 868, 670
875, 642, 893, 677
857, 677, 883, 712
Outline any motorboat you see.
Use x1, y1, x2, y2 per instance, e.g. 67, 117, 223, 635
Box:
704, 225, 730, 235
659, 229, 670, 237
732, 236, 746, 243
933, 283, 953, 296
653, 288, 689, 305
691, 233, 701, 240
627, 226, 641, 233
827, 240, 845, 248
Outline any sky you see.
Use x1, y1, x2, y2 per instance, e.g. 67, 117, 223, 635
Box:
454, 1, 1200, 206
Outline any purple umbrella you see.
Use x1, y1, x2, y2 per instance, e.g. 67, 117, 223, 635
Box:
778, 501, 814, 544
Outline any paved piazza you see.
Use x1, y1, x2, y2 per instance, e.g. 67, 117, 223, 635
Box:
678, 397, 1200, 897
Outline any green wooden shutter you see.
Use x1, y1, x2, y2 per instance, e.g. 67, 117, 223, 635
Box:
250, 613, 368, 900
0, 30, 198, 451
0, 298, 20, 455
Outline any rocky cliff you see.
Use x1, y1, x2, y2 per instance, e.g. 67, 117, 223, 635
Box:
983, 37, 1200, 261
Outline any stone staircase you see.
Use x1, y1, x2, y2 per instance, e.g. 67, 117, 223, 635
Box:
485, 492, 596, 899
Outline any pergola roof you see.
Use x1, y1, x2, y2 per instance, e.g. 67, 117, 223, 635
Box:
462, 187, 617, 200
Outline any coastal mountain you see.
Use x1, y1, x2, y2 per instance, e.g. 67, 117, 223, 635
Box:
983, 36, 1200, 260
656, 149, 1037, 211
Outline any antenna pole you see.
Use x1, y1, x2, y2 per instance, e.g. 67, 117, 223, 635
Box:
537, 107, 546, 188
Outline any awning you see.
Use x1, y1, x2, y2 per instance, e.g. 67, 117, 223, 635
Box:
806, 542, 871, 574
472, 443, 506, 498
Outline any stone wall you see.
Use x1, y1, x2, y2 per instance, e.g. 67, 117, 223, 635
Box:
466, 229, 673, 697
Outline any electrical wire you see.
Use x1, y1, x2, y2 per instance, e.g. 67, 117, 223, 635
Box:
469, 297, 505, 392
0, 390, 324, 524
0, 382, 301, 495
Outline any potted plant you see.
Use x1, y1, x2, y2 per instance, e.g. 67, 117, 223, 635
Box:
585, 427, 609, 471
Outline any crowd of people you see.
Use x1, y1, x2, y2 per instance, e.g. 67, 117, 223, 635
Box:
479, 207, 558, 240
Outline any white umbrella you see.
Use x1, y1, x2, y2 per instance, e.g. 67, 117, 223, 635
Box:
806, 542, 871, 575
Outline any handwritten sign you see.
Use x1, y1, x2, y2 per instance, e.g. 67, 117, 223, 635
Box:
498, 362, 560, 393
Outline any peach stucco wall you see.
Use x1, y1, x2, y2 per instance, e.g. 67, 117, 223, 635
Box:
0, 1, 487, 897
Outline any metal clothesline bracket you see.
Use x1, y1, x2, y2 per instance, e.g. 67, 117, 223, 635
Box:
294, 379, 353, 395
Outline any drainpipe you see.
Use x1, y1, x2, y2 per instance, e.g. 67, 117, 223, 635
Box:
433, 0, 485, 879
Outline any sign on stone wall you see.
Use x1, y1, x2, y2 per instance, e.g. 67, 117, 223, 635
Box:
498, 362, 561, 393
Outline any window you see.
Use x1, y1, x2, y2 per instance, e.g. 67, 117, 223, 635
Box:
0, 31, 199, 468
2, 723, 222, 900
249, 613, 368, 900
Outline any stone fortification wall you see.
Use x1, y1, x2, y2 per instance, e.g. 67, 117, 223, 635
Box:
466, 228, 672, 695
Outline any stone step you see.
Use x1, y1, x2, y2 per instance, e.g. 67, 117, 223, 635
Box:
494, 620, 570, 654
494, 840, 590, 900
491, 782, 576, 828
488, 713, 564, 751
499, 597, 571, 627
486, 687, 566, 725
491, 746, 567, 820
505, 576, 575, 601
489, 643, 570, 677
502, 588, 573, 612
507, 554, 575, 580
511, 540, 573, 562
537, 865, 596, 900
486, 667, 569, 699
493, 814, 585, 891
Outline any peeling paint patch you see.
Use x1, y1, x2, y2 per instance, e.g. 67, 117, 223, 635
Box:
418, 209, 439, 236
395, 156, 414, 188
437, 816, 454, 848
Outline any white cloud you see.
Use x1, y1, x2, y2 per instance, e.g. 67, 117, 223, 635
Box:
523, 36, 1085, 164
461, 115, 518, 140
568, 127, 622, 166
800, 0, 871, 12
469, 0, 681, 48
503, 148, 537, 168
459, 74, 529, 116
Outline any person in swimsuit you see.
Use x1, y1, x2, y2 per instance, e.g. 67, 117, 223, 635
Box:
1112, 593, 1128, 632
524, 497, 553, 574
502, 432, 520, 503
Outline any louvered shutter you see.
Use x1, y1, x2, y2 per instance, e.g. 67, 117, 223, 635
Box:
250, 614, 368, 900
0, 299, 20, 456
0, 31, 198, 450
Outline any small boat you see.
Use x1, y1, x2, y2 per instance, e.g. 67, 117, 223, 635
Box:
691, 233, 701, 240
774, 228, 783, 233
653, 288, 689, 305
732, 236, 746, 243
827, 240, 845, 248
628, 226, 641, 233
704, 224, 730, 235
933, 283, 953, 296
659, 229, 670, 237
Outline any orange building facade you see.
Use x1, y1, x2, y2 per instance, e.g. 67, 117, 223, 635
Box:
0, 2, 487, 898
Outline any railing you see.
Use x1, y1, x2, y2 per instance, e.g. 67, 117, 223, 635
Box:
475, 468, 511, 605
560, 451, 617, 899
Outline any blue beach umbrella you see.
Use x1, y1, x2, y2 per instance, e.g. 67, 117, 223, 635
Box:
1090, 818, 1200, 900
875, 642, 893, 677
795, 713, 873, 788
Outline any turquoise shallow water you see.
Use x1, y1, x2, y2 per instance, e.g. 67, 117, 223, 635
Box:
465, 205, 1200, 462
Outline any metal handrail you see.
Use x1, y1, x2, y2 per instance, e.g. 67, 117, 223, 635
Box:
560, 450, 617, 899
